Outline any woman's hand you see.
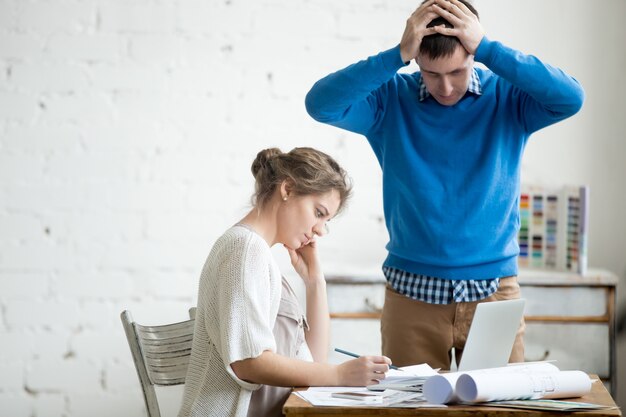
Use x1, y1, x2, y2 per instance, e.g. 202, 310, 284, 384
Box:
286, 239, 324, 287
335, 356, 393, 386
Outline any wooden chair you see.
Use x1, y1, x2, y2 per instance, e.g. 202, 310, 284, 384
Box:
120, 308, 196, 417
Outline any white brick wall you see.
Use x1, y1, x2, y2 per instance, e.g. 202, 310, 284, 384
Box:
1, 0, 625, 415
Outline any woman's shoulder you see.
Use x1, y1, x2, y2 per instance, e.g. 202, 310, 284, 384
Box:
210, 224, 271, 262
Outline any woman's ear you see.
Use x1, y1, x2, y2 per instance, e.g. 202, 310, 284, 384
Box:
280, 178, 294, 200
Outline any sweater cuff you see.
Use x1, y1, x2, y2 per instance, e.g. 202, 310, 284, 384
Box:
381, 44, 409, 73
474, 36, 497, 65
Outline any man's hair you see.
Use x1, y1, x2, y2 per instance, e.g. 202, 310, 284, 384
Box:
420, 0, 479, 59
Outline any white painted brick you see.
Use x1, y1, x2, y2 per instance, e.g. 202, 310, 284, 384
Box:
99, 240, 199, 269
61, 211, 144, 242
53, 271, 133, 299
16, 1, 95, 34
79, 301, 117, 329
129, 34, 182, 65
164, 94, 231, 125
26, 358, 101, 392
178, 35, 224, 67
46, 34, 123, 62
0, 63, 7, 87
0, 153, 46, 183
81, 121, 182, 152
104, 361, 141, 392
0, 214, 44, 241
89, 63, 169, 91
0, 124, 82, 153
0, 331, 67, 362
68, 391, 145, 417
0, 33, 43, 60
0, 240, 76, 271
0, 91, 38, 120
0, 273, 49, 297
146, 270, 198, 299
146, 151, 231, 183
0, 393, 32, 417
33, 393, 67, 417
234, 35, 315, 69
6, 299, 81, 328
111, 91, 168, 123
0, 183, 106, 212
44, 151, 135, 182
71, 328, 129, 362
0, 361, 24, 390
251, 7, 336, 40
337, 9, 406, 41
145, 212, 215, 240
40, 93, 115, 125
99, 3, 177, 33
168, 67, 229, 94
9, 62, 90, 92
185, 183, 249, 212
178, 0, 253, 35
105, 181, 184, 211
0, 1, 17, 31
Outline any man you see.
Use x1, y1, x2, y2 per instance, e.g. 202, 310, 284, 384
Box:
305, 0, 584, 369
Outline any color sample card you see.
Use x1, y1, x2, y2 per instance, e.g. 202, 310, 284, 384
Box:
517, 185, 588, 274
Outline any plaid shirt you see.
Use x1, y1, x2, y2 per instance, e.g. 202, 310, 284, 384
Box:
418, 68, 482, 101
383, 266, 500, 304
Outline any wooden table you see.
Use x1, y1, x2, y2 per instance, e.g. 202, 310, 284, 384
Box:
283, 378, 620, 417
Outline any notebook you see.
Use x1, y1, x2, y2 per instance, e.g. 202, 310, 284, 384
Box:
457, 298, 526, 372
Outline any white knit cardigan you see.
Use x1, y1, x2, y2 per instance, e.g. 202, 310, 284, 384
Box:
178, 225, 283, 417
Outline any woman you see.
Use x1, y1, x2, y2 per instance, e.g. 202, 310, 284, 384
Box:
178, 147, 392, 417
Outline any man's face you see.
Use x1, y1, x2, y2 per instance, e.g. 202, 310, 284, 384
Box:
416, 45, 474, 106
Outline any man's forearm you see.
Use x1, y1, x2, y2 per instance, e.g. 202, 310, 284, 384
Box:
475, 36, 585, 119
305, 46, 405, 135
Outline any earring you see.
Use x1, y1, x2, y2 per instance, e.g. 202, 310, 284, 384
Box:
283, 196, 287, 201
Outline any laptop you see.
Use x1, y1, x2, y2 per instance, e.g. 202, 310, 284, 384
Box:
457, 298, 526, 372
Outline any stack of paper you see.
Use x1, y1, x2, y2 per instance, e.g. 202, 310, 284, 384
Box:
367, 363, 438, 392
295, 387, 433, 408
295, 363, 441, 408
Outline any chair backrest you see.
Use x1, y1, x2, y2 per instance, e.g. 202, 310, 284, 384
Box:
120, 308, 196, 417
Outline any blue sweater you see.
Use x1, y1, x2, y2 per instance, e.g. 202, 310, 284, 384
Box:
305, 37, 585, 280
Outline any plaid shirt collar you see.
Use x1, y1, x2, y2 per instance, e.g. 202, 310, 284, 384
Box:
418, 68, 482, 102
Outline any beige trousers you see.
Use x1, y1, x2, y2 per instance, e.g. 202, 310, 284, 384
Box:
380, 276, 525, 370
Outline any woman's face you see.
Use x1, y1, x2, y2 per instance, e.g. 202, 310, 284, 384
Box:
277, 189, 341, 250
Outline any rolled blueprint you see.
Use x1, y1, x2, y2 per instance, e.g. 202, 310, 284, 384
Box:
423, 362, 561, 405
456, 370, 592, 403
423, 373, 462, 405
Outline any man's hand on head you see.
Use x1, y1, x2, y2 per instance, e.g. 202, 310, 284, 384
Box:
399, 0, 440, 63
430, 0, 485, 55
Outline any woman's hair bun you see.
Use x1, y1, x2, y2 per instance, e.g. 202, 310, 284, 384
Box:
251, 147, 282, 178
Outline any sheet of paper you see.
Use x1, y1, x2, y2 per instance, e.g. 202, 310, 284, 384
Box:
480, 399, 616, 411
368, 363, 438, 391
296, 388, 440, 408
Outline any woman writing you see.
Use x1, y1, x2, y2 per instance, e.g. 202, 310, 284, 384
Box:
178, 147, 392, 417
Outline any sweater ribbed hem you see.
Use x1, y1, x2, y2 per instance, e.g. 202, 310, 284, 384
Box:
383, 253, 518, 281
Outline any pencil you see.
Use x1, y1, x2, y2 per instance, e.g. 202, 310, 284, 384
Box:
334, 348, 403, 371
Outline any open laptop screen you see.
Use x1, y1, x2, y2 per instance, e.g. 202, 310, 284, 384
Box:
457, 298, 525, 372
